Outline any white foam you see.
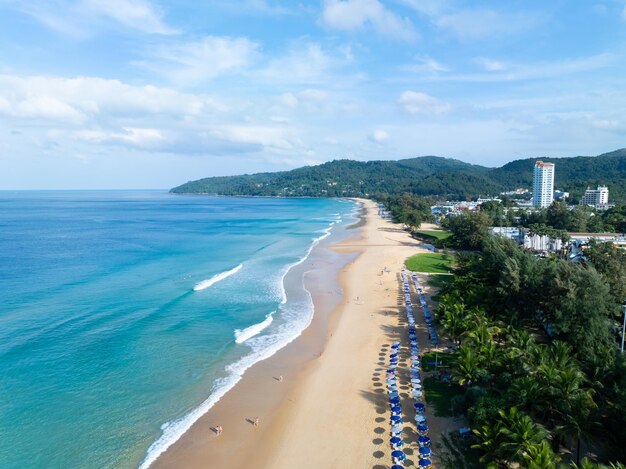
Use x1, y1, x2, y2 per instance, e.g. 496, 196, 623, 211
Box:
138, 219, 338, 469
234, 312, 275, 344
192, 264, 242, 291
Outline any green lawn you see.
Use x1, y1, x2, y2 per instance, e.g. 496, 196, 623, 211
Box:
405, 252, 455, 273
423, 376, 465, 417
415, 229, 452, 241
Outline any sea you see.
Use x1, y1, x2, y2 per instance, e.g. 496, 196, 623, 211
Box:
0, 191, 358, 469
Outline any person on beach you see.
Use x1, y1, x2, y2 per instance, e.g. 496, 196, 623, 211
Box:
253, 417, 259, 427
215, 425, 222, 436
278, 375, 283, 382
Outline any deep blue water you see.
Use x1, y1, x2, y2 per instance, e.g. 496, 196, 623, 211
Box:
0, 191, 355, 469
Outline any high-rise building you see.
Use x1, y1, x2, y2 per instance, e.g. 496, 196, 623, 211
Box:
532, 161, 555, 208
580, 186, 609, 207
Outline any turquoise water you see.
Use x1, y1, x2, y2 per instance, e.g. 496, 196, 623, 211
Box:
0, 191, 356, 469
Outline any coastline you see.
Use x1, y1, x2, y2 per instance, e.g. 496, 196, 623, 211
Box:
151, 199, 432, 468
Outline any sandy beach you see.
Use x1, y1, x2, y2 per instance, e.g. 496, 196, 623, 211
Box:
152, 199, 457, 469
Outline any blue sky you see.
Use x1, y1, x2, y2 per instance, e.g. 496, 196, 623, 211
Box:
1, 0, 626, 189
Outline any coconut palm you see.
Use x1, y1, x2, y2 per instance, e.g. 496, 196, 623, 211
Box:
522, 441, 561, 468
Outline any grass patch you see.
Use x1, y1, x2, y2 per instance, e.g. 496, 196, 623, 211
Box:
424, 376, 464, 417
415, 229, 452, 241
405, 252, 455, 274
421, 351, 455, 372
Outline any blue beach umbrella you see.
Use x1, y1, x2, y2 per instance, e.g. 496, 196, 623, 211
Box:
391, 423, 402, 434
391, 405, 402, 414
419, 447, 432, 457
418, 435, 431, 446
391, 415, 403, 424
419, 459, 432, 467
388, 390, 399, 398
391, 450, 406, 462
415, 403, 426, 412
418, 424, 429, 433
391, 466, 404, 469
389, 397, 400, 405
415, 414, 427, 424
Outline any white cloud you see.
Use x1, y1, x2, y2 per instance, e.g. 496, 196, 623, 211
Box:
321, 0, 417, 41
75, 127, 165, 148
370, 129, 390, 143
404, 56, 449, 74
83, 0, 176, 34
298, 89, 328, 101
258, 43, 336, 85
140, 36, 259, 85
13, 0, 176, 36
211, 125, 296, 150
474, 57, 507, 72
398, 91, 450, 115
279, 92, 299, 108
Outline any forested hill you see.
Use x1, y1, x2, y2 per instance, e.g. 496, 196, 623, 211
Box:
171, 149, 626, 201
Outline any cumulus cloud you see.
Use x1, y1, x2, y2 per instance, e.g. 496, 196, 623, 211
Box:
370, 129, 390, 143
140, 36, 259, 85
321, 0, 417, 41
398, 91, 450, 115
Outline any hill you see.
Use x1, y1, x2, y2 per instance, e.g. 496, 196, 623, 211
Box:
171, 149, 626, 202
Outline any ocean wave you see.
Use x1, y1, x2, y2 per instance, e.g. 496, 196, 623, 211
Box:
192, 264, 242, 291
234, 312, 275, 344
138, 219, 338, 469
138, 290, 315, 469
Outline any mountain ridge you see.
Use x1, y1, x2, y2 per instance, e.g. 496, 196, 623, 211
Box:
171, 149, 626, 202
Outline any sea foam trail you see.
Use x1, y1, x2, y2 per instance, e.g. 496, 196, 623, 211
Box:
138, 212, 355, 469
234, 313, 275, 344
192, 264, 242, 291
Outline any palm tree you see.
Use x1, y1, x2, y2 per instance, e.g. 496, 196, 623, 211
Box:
522, 441, 561, 468
498, 407, 548, 463
453, 345, 481, 386
471, 420, 506, 466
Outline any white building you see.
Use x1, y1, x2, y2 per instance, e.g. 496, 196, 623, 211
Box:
580, 186, 609, 207
532, 161, 555, 208
554, 190, 569, 201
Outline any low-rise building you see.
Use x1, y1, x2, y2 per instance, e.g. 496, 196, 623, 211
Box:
580, 186, 609, 208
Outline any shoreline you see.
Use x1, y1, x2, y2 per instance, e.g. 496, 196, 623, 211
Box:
151, 199, 437, 468
149, 201, 362, 468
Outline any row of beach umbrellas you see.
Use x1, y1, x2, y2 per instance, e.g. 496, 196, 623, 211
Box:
386, 272, 432, 468
411, 272, 439, 345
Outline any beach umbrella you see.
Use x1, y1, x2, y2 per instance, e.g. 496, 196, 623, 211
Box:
389, 397, 400, 405
419, 447, 432, 458
391, 424, 402, 434
391, 405, 402, 415
418, 424, 429, 433
390, 353, 398, 358
391, 415, 403, 424
419, 459, 432, 468
412, 390, 423, 398
391, 450, 406, 462
392, 341, 400, 346
415, 414, 427, 424
415, 403, 426, 412
390, 436, 403, 448
388, 390, 399, 398
418, 435, 431, 446
391, 466, 404, 469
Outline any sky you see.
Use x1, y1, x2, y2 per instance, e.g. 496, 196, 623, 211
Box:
1, 0, 626, 189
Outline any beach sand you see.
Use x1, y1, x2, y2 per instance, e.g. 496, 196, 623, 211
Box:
152, 199, 458, 469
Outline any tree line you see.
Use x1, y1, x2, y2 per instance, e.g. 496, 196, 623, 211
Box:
434, 234, 626, 467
